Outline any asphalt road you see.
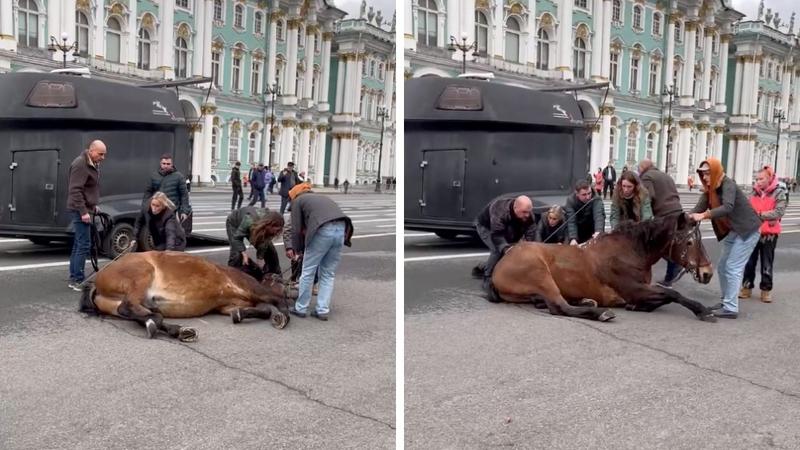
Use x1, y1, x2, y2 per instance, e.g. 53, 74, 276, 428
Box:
405, 192, 800, 449
0, 191, 396, 449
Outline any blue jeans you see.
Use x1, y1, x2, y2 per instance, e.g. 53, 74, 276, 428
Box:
69, 210, 92, 282
294, 221, 345, 314
718, 230, 760, 313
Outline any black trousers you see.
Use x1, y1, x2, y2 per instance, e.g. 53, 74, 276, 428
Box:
280, 195, 291, 214
248, 188, 266, 208
475, 222, 503, 279
742, 235, 778, 291
603, 181, 614, 199
231, 184, 243, 210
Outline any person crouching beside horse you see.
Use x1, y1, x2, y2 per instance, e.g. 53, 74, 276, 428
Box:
565, 180, 606, 246
609, 171, 653, 230
740, 165, 787, 304
226, 206, 284, 280
130, 192, 186, 252
689, 158, 761, 319
535, 205, 569, 244
474, 195, 537, 292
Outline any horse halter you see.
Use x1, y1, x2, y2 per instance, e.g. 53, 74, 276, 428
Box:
667, 222, 703, 282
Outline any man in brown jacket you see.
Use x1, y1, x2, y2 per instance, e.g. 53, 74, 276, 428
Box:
67, 140, 106, 291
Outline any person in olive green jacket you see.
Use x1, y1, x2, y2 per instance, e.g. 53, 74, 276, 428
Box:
609, 170, 653, 229
225, 206, 283, 277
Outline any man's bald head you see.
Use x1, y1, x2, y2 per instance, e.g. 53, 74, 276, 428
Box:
513, 195, 533, 222
638, 159, 654, 174
87, 140, 107, 164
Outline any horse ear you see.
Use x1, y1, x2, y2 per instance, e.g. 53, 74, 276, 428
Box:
678, 212, 689, 228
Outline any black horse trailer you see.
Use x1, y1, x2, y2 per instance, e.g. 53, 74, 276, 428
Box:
0, 72, 192, 256
404, 77, 590, 238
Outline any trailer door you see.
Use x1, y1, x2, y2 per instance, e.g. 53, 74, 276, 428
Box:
10, 149, 59, 225
420, 148, 466, 218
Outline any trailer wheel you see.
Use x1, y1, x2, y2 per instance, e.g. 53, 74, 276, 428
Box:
435, 231, 460, 240
103, 222, 135, 258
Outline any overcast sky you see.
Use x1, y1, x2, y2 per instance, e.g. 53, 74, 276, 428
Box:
732, 0, 798, 31
336, 0, 396, 24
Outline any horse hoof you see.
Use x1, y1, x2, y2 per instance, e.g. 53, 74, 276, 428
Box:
145, 319, 157, 339
178, 327, 198, 342
598, 310, 616, 322
625, 303, 636, 311
579, 298, 598, 307
231, 308, 242, 324
699, 313, 718, 323
272, 312, 289, 329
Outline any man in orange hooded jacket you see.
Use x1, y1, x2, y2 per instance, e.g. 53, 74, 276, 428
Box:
740, 165, 787, 303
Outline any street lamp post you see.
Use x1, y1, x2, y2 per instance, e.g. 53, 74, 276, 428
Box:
47, 32, 77, 68
662, 84, 679, 171
447, 34, 478, 74
265, 76, 281, 168
375, 106, 389, 193
774, 107, 786, 172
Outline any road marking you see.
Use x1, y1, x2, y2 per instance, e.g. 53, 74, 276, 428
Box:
0, 233, 395, 272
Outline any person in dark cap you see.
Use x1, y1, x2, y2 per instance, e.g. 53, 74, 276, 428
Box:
278, 161, 301, 214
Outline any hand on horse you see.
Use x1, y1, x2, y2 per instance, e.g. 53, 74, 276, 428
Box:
81, 212, 91, 223
592, 232, 600, 239
569, 239, 578, 246
688, 212, 707, 223
241, 251, 250, 266
179, 213, 188, 223
286, 249, 296, 260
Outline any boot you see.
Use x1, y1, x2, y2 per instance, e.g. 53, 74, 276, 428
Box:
738, 287, 752, 299
760, 290, 772, 303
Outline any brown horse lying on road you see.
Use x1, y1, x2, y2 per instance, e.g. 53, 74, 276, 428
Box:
483, 213, 716, 323
79, 251, 292, 341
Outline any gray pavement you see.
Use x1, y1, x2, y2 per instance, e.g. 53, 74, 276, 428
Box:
405, 191, 800, 449
0, 192, 396, 449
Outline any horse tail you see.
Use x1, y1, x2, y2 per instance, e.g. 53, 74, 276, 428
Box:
78, 282, 99, 316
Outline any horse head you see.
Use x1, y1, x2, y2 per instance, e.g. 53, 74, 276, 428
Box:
260, 273, 295, 310
666, 213, 713, 284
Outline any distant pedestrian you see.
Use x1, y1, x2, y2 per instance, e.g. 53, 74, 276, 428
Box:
741, 165, 787, 304
247, 163, 257, 200
267, 166, 276, 194
343, 179, 350, 194
230, 161, 243, 210
334, 177, 340, 191
67, 139, 107, 291
593, 168, 603, 197
602, 161, 617, 199
687, 176, 695, 192
248, 163, 267, 208
278, 161, 301, 214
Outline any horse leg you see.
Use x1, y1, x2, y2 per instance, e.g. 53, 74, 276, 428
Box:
529, 278, 615, 322
625, 286, 716, 322
222, 304, 288, 329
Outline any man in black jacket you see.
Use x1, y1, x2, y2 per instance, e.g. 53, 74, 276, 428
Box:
278, 161, 301, 214
565, 180, 606, 245
602, 161, 617, 199
230, 161, 243, 211
474, 195, 536, 290
144, 154, 191, 223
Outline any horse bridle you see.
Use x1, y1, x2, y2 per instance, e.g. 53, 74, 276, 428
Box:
667, 222, 703, 282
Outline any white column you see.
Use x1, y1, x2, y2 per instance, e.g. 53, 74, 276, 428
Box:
192, 0, 203, 76
600, 0, 611, 78
590, 127, 602, 173
557, 0, 574, 80
335, 54, 346, 113
701, 29, 713, 102
319, 31, 333, 110
446, 0, 459, 38
714, 127, 724, 160
298, 123, 311, 175
676, 123, 692, 185
740, 57, 752, 115
202, 0, 213, 77
94, 1, 106, 60
749, 57, 762, 116
266, 13, 278, 86
201, 106, 214, 183
405, 0, 416, 51
696, 126, 708, 164
590, 0, 603, 79
0, 0, 15, 52
262, 122, 272, 167
191, 126, 203, 184
734, 138, 751, 184
681, 21, 696, 105
280, 122, 295, 169
343, 55, 356, 113
526, 0, 538, 66
659, 123, 670, 171
792, 70, 800, 124
339, 136, 358, 183
716, 36, 730, 107
62, 0, 78, 61
732, 57, 743, 114
284, 18, 299, 102
777, 133, 788, 177
492, 0, 503, 58
781, 66, 792, 113
47, 0, 62, 62
313, 126, 327, 185
303, 29, 315, 101
158, 0, 175, 79
328, 138, 340, 184
727, 138, 738, 176
600, 111, 611, 168
383, 63, 395, 109
664, 15, 676, 89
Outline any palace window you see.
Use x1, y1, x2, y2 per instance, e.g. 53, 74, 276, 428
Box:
632, 5, 643, 30
174, 37, 189, 78
612, 0, 622, 23
17, 0, 40, 48
573, 37, 587, 79
214, 0, 223, 22
106, 17, 122, 63
76, 11, 90, 56
137, 28, 151, 70
652, 12, 662, 36
475, 10, 489, 55
417, 0, 439, 46
536, 28, 550, 70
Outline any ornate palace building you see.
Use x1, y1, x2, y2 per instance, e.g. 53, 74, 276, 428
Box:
405, 0, 800, 185
0, 0, 396, 186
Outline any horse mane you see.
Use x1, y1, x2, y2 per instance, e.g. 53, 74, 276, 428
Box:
603, 215, 677, 253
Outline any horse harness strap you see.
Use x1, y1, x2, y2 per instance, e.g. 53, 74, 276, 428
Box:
668, 223, 702, 283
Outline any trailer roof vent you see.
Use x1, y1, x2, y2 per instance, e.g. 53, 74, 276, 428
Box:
435, 85, 482, 111
26, 81, 77, 108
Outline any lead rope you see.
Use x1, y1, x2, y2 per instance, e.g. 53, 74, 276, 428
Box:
541, 196, 599, 244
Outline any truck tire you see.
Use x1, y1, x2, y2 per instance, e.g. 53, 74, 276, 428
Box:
435, 231, 459, 240
103, 222, 135, 258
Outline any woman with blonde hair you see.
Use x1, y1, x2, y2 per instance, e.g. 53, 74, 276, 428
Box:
535, 205, 569, 244
131, 191, 186, 251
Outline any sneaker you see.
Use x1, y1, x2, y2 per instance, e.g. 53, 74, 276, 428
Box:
68, 281, 83, 292
288, 306, 307, 318
656, 279, 673, 289
709, 302, 724, 311
311, 310, 329, 321
713, 309, 738, 319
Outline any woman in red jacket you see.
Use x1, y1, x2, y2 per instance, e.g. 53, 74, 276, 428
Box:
740, 166, 787, 303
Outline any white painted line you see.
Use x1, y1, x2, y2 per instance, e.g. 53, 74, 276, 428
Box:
0, 232, 396, 272
0, 238, 28, 244
377, 224, 396, 228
